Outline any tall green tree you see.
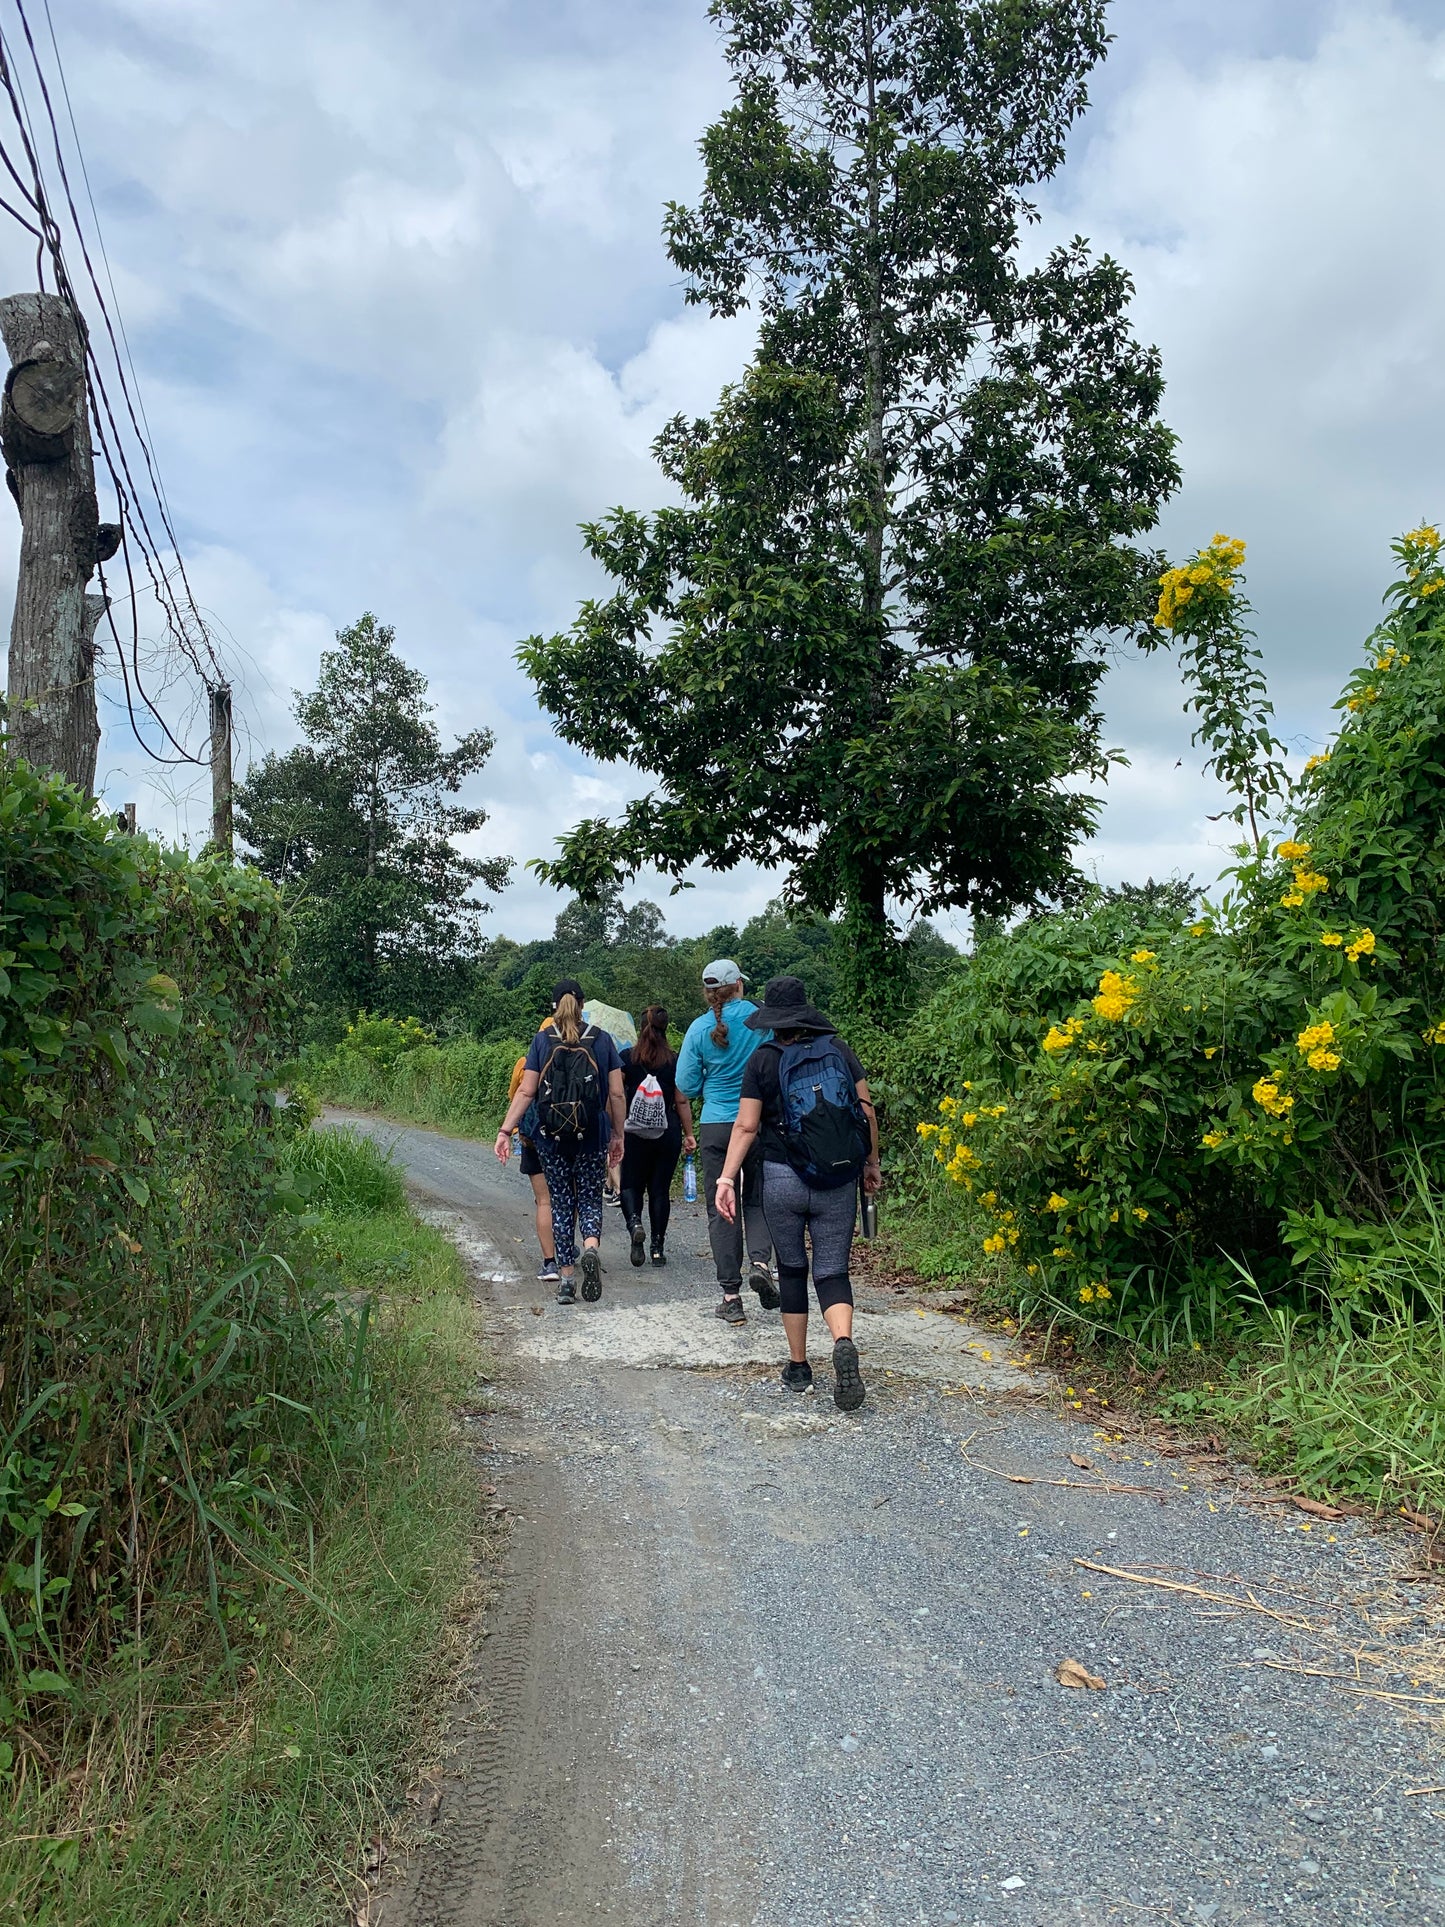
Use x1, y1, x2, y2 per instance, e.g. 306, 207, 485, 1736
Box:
521, 0, 1178, 1012
237, 614, 509, 1018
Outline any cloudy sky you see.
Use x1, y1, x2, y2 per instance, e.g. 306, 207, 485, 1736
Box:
1, 0, 1442, 942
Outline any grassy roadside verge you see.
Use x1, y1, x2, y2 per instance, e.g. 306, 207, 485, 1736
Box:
0, 1130, 484, 1927
299, 1029, 524, 1142
876, 1156, 1445, 1535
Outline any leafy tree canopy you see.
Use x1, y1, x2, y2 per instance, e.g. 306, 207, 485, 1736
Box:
237, 613, 508, 1020
521, 0, 1179, 1012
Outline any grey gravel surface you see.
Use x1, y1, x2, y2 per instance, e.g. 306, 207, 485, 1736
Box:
331, 1112, 1445, 1927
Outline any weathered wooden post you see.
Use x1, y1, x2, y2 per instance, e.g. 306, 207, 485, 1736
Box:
208, 681, 233, 855
0, 291, 118, 794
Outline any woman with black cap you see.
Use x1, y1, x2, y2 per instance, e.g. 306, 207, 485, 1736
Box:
494, 980, 626, 1304
715, 976, 880, 1409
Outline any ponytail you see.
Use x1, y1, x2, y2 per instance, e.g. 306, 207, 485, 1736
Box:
553, 992, 582, 1044
635, 1004, 672, 1070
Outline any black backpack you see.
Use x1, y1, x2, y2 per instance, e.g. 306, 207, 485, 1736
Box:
535, 1027, 603, 1142
776, 1037, 871, 1190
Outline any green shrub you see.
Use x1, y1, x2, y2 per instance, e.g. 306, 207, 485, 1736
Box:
0, 755, 341, 1712
916, 525, 1445, 1333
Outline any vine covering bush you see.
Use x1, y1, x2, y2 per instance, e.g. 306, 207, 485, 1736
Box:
0, 755, 321, 1715
912, 526, 1445, 1333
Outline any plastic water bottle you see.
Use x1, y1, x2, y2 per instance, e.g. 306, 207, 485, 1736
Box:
682, 1154, 697, 1203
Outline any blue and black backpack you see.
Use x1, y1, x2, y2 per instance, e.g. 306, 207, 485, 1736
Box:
776, 1037, 871, 1190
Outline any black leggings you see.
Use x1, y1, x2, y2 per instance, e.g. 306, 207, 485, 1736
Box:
762, 1161, 856, 1316
620, 1125, 682, 1245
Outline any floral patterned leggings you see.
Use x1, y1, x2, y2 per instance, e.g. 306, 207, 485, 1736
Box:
534, 1138, 606, 1270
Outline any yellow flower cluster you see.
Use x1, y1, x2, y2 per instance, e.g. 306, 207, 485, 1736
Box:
1345, 687, 1379, 712
1154, 534, 1247, 631
1133, 1206, 1150, 1222
1281, 867, 1329, 908
1401, 524, 1444, 597
1296, 1021, 1335, 1054
1200, 1130, 1225, 1149
1276, 839, 1311, 861
1345, 928, 1375, 963
1092, 970, 1139, 1022
1188, 921, 1209, 937
1425, 1019, 1445, 1046
982, 1232, 1007, 1257
1374, 645, 1410, 671
1302, 752, 1331, 774
1320, 931, 1343, 948
1042, 1021, 1080, 1053
1252, 1077, 1294, 1117
1130, 948, 1157, 965
1046, 1192, 1070, 1212
1078, 1282, 1113, 1304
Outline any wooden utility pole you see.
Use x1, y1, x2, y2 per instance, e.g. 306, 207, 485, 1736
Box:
208, 681, 233, 855
0, 291, 118, 794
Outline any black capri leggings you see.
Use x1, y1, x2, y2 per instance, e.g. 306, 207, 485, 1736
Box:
761, 1160, 856, 1316
620, 1124, 682, 1243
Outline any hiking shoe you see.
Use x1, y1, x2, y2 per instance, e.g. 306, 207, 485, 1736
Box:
555, 1276, 577, 1305
832, 1336, 865, 1411
650, 1246, 667, 1267
781, 1359, 814, 1393
579, 1248, 603, 1301
538, 1256, 559, 1283
630, 1225, 646, 1268
749, 1260, 781, 1310
714, 1295, 746, 1325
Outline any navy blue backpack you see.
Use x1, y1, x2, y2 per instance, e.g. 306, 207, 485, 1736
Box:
776, 1037, 871, 1189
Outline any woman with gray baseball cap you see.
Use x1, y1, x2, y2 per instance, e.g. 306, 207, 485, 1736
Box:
674, 958, 777, 1322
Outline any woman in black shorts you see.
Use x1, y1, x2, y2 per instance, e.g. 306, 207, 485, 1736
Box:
715, 976, 880, 1410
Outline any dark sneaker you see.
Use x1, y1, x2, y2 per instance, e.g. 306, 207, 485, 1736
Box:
555, 1276, 577, 1305
749, 1260, 781, 1310
832, 1336, 865, 1411
579, 1247, 603, 1302
538, 1256, 559, 1283
714, 1295, 746, 1325
604, 1189, 622, 1208
630, 1225, 646, 1268
650, 1246, 667, 1267
781, 1359, 814, 1393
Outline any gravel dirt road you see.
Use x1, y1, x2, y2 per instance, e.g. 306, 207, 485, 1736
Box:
333, 1112, 1445, 1927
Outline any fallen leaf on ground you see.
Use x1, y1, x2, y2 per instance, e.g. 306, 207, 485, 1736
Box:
1069, 1454, 1093, 1470
1293, 1496, 1343, 1520
1401, 1507, 1439, 1532
530, 1305, 544, 1316
1056, 1658, 1106, 1690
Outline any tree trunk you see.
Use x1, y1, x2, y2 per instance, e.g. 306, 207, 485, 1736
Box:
0, 291, 109, 794
840, 861, 909, 1021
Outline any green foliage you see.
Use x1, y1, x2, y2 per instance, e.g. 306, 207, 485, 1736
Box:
286, 1124, 406, 1217
306, 1035, 525, 1138
911, 527, 1445, 1358
522, 0, 1177, 1010
237, 613, 509, 1023
0, 752, 363, 1712
0, 1206, 479, 1926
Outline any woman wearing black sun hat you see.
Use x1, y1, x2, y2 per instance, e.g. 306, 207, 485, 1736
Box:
715, 975, 880, 1410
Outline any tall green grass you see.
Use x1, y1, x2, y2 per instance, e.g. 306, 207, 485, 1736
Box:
306, 1036, 523, 1137
287, 1120, 407, 1215
0, 1135, 483, 1925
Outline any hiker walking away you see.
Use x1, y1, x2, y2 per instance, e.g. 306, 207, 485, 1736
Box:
495, 981, 625, 1304
618, 1004, 695, 1268
716, 975, 879, 1410
676, 959, 777, 1324
507, 1006, 558, 1283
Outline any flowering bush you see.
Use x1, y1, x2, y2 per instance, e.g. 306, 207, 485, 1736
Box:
916, 526, 1445, 1327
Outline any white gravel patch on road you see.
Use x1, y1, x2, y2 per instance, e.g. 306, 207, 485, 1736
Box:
508, 1298, 1033, 1386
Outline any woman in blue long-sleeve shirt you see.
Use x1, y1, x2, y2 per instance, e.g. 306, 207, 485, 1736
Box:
675, 959, 777, 1324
